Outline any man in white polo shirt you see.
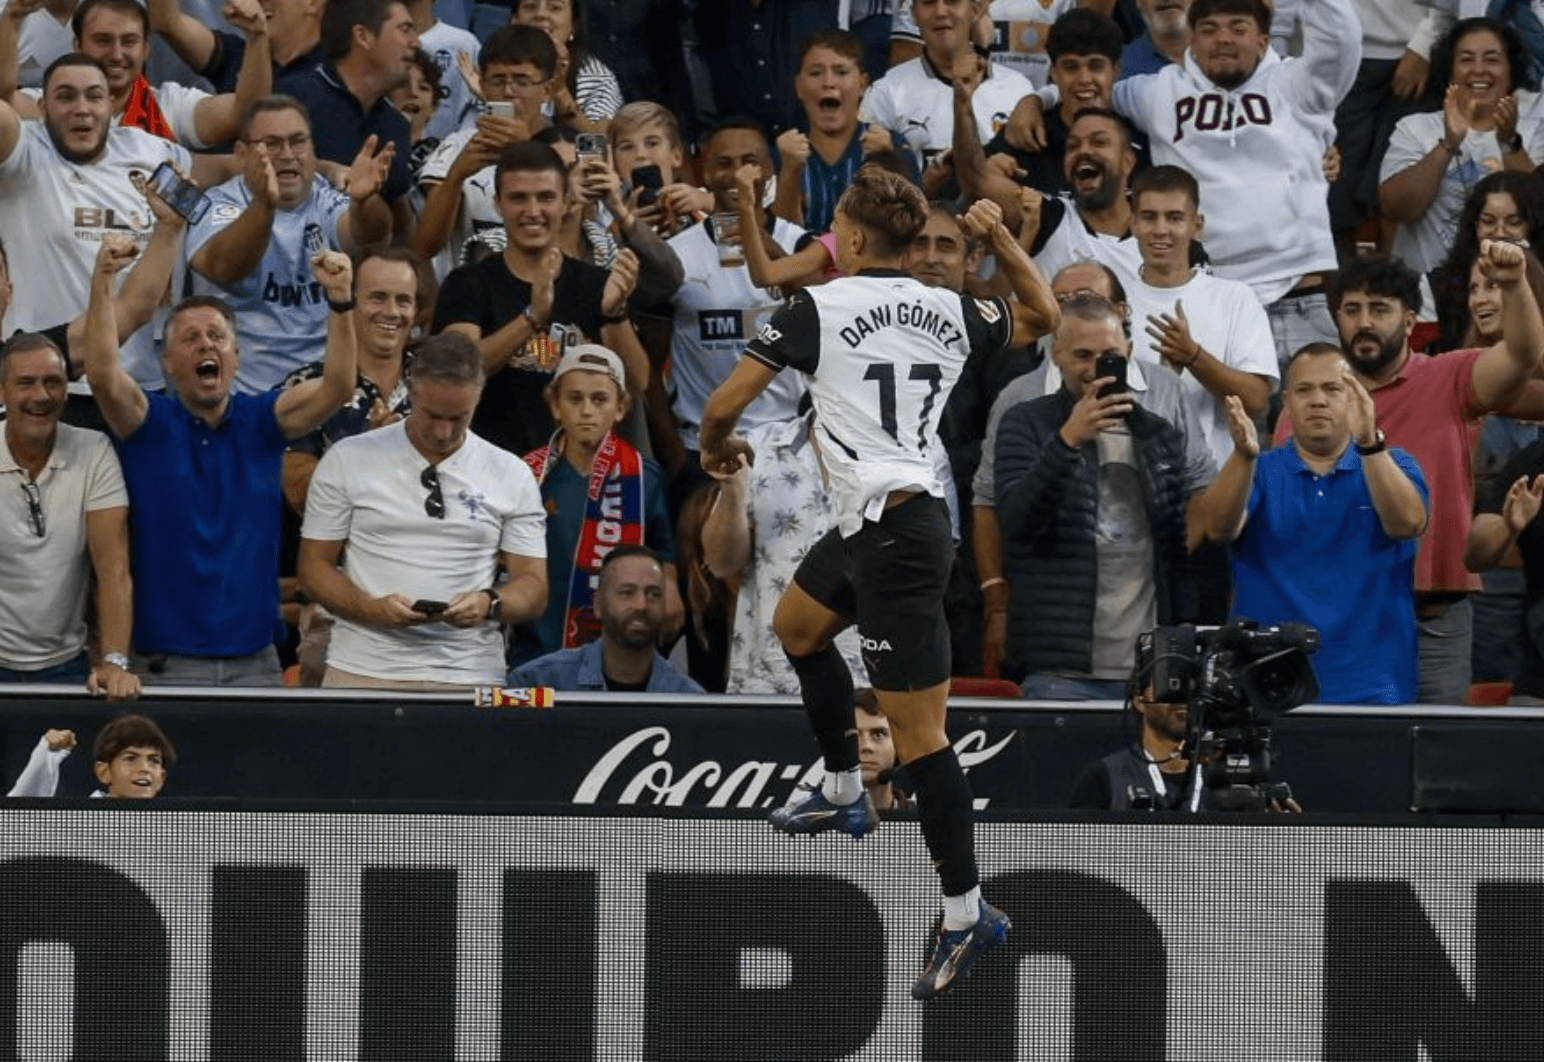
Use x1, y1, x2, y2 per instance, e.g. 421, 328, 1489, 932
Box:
297, 332, 549, 689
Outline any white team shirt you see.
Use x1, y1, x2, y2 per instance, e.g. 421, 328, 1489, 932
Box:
418, 126, 502, 280
1126, 268, 1279, 465
860, 53, 1034, 167
1379, 95, 1544, 274
12, 6, 71, 88
418, 20, 481, 145
745, 269, 1012, 536
187, 173, 352, 394
1032, 196, 1143, 294
1111, 1, 1361, 303
0, 122, 191, 387
980, 0, 1079, 87
667, 217, 809, 450
303, 421, 547, 686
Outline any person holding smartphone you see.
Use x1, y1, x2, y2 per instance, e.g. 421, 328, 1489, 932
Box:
994, 292, 1258, 700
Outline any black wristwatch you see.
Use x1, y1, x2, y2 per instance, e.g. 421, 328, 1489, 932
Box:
482, 588, 503, 623
1509, 132, 1526, 154
1355, 428, 1388, 456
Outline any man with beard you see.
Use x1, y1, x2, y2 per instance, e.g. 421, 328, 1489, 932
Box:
1276, 243, 1544, 704
84, 237, 361, 686
0, 328, 137, 699
0, 0, 271, 155
187, 94, 394, 393
508, 544, 702, 692
1232, 343, 1427, 704
1120, 0, 1194, 77
0, 55, 192, 389
953, 68, 1144, 292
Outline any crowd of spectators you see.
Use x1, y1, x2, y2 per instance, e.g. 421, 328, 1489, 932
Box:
9, 0, 1544, 712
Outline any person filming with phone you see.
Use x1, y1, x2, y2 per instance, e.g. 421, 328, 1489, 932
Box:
993, 293, 1257, 699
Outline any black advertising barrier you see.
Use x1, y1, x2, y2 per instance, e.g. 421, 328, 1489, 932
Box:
5, 687, 1544, 811
3, 806, 1544, 1061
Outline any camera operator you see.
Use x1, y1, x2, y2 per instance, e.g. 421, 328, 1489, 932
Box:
1068, 635, 1304, 813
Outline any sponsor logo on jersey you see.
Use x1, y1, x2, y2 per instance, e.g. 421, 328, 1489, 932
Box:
698, 310, 745, 341
211, 203, 241, 224
261, 275, 326, 308
973, 297, 1002, 323
756, 322, 783, 344
1173, 93, 1274, 143
859, 635, 893, 652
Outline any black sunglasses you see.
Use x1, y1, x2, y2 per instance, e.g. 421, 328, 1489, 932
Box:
20, 481, 42, 538
421, 465, 445, 519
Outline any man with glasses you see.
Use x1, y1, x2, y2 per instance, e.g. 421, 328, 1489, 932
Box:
83, 236, 359, 687
297, 333, 548, 689
0, 329, 137, 699
188, 94, 394, 393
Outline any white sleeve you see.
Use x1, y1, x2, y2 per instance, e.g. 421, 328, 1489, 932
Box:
1223, 287, 1281, 383
1379, 112, 1438, 184
857, 81, 894, 129
156, 82, 213, 150
302, 445, 355, 542
1289, 0, 1362, 114
7, 736, 68, 798
1407, 2, 1455, 60
418, 131, 467, 183
1110, 74, 1153, 129
497, 462, 547, 558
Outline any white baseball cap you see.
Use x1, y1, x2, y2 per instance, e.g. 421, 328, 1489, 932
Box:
552, 343, 626, 389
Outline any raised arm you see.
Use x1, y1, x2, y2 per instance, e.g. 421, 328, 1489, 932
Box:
411, 130, 500, 259
1378, 88, 1466, 225
1473, 240, 1544, 410
1345, 368, 1428, 539
959, 198, 1059, 345
732, 163, 826, 292
189, 0, 271, 147
273, 252, 356, 438
83, 236, 150, 438
1188, 396, 1258, 550
951, 50, 1025, 230
1291, 0, 1361, 114
1144, 301, 1273, 417
443, 245, 560, 377
0, 0, 39, 110
1466, 475, 1544, 572
699, 357, 777, 475
189, 146, 276, 285
147, 0, 219, 72
336, 134, 395, 252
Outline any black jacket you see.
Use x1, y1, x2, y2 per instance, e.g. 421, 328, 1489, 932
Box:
994, 390, 1196, 679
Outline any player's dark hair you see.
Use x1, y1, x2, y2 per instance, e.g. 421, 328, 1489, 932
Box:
1334, 253, 1423, 316
1187, 0, 1270, 34
1130, 164, 1201, 211
321, 0, 400, 60
1046, 8, 1124, 63
71, 0, 148, 43
494, 139, 568, 198
798, 27, 864, 67
239, 94, 313, 141
838, 164, 929, 257
407, 332, 484, 388
480, 23, 558, 80
0, 332, 67, 382
1431, 17, 1534, 96
94, 714, 176, 769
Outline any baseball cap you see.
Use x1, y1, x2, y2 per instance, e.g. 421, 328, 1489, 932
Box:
552, 344, 626, 389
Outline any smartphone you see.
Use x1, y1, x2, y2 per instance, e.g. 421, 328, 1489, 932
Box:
412, 599, 448, 616
487, 100, 514, 119
576, 132, 608, 162
1094, 353, 1128, 400
631, 163, 663, 207
148, 162, 210, 225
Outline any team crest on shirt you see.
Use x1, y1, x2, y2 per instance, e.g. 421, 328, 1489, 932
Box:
212, 204, 241, 224
973, 298, 1002, 323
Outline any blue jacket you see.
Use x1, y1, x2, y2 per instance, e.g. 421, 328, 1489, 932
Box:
508, 639, 704, 694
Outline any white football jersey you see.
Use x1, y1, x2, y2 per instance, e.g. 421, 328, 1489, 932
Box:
745, 270, 1011, 536
860, 54, 1034, 168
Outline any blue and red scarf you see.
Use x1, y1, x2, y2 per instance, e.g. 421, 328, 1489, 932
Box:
524, 430, 646, 647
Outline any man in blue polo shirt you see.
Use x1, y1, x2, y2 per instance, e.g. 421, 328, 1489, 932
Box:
1228, 342, 1429, 704
82, 234, 359, 686
276, 0, 418, 238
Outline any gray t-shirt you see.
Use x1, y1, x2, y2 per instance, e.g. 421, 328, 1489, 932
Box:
1090, 426, 1156, 679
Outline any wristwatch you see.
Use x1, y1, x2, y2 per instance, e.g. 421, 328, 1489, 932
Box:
101, 652, 132, 670
1355, 428, 1388, 456
482, 588, 503, 623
